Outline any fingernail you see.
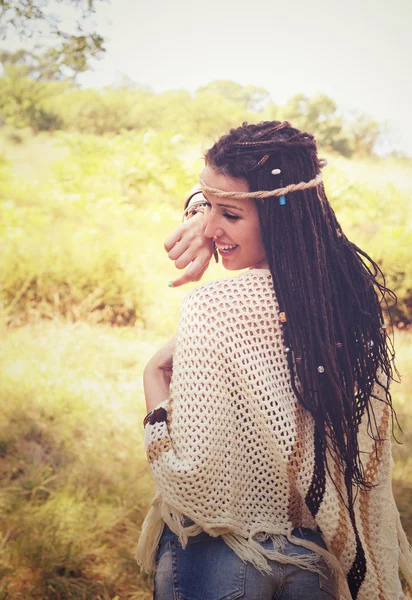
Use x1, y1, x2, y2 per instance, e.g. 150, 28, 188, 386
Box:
168, 282, 174, 288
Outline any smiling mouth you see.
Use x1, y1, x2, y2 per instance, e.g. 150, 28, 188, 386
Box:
215, 243, 239, 256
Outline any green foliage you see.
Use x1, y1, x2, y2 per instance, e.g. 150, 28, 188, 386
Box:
0, 64, 66, 131
51, 130, 194, 205
0, 131, 411, 328
273, 93, 363, 156
0, 1, 105, 77
324, 164, 412, 326
197, 80, 271, 111
55, 86, 158, 135
0, 131, 196, 328
184, 91, 258, 139
348, 113, 383, 157
0, 322, 154, 599
0, 49, 68, 82
51, 86, 256, 140
0, 58, 391, 156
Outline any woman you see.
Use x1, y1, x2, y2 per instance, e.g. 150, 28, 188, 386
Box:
135, 121, 412, 599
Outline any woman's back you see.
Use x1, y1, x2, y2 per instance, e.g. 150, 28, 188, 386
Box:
137, 268, 408, 599
167, 269, 316, 531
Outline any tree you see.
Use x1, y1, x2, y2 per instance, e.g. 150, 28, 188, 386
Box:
348, 113, 382, 156
0, 48, 66, 80
280, 93, 353, 156
196, 80, 271, 112
0, 0, 105, 77
0, 62, 65, 130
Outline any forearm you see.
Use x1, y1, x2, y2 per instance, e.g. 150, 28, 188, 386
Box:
143, 364, 170, 413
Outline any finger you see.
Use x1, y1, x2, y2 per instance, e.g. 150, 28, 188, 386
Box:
168, 232, 209, 264
167, 238, 191, 261
174, 244, 214, 270
169, 256, 211, 288
165, 211, 206, 253
164, 225, 184, 252
174, 245, 206, 270
192, 263, 209, 282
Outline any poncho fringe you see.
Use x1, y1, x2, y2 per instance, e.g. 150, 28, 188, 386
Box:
135, 492, 354, 600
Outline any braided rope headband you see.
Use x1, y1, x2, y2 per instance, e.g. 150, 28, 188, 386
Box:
199, 157, 328, 200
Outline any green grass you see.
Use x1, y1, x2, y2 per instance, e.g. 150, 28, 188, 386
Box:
0, 130, 69, 182
0, 322, 157, 599
391, 332, 412, 541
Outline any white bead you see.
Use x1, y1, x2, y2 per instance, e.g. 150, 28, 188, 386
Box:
317, 365, 325, 373
271, 168, 281, 175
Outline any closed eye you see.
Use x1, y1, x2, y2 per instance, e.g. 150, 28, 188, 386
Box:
204, 201, 241, 221
224, 213, 241, 221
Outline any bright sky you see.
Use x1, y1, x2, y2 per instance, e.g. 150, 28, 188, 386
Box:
5, 0, 412, 154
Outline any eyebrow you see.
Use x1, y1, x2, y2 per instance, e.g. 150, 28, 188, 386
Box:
216, 203, 245, 212
202, 192, 245, 212
203, 194, 245, 212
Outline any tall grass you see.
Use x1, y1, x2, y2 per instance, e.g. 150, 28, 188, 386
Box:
0, 322, 156, 599
0, 131, 199, 330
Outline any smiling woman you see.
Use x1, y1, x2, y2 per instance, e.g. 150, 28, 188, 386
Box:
201, 167, 268, 270
136, 121, 412, 600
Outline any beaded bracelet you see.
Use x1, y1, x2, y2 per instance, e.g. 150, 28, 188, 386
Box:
143, 411, 153, 427
182, 202, 207, 221
184, 187, 204, 210
182, 189, 219, 263
143, 406, 168, 427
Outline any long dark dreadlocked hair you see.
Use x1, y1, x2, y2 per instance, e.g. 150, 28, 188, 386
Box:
205, 120, 398, 516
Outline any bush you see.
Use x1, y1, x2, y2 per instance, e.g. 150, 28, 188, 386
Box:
1, 132, 411, 327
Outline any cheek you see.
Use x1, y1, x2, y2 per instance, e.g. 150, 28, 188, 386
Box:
250, 222, 264, 251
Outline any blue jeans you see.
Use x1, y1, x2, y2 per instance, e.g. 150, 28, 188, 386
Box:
154, 519, 338, 599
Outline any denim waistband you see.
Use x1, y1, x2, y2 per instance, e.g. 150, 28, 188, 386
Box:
178, 515, 320, 539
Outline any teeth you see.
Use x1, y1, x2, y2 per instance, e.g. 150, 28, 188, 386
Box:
217, 244, 237, 251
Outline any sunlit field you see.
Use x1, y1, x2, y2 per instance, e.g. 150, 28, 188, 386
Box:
0, 132, 411, 598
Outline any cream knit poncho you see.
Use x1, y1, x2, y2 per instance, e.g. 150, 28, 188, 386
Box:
135, 269, 412, 600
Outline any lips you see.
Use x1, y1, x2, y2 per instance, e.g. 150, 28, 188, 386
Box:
215, 243, 239, 256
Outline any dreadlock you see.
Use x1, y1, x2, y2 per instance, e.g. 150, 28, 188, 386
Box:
205, 120, 398, 517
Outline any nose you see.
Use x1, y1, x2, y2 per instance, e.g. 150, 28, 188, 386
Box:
203, 209, 224, 240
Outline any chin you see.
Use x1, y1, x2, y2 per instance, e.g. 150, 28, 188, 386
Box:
222, 259, 254, 271
223, 265, 244, 271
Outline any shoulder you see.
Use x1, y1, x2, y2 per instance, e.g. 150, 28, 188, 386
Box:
182, 269, 278, 318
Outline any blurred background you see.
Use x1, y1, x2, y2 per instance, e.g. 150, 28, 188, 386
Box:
0, 0, 411, 598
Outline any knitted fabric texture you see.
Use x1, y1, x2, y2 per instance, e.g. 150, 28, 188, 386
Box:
135, 269, 412, 600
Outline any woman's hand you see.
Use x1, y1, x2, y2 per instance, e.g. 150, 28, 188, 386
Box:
143, 336, 176, 413
164, 212, 215, 288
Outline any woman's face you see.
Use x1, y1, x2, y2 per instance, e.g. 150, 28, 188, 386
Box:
201, 166, 268, 271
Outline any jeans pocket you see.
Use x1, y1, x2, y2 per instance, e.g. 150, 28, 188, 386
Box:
294, 529, 338, 599
319, 571, 338, 599
154, 540, 174, 600
170, 535, 246, 600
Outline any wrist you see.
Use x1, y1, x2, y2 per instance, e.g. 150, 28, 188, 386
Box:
143, 364, 170, 413
184, 186, 203, 210
183, 203, 207, 222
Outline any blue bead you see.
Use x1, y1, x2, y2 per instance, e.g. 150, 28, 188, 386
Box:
279, 195, 286, 206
